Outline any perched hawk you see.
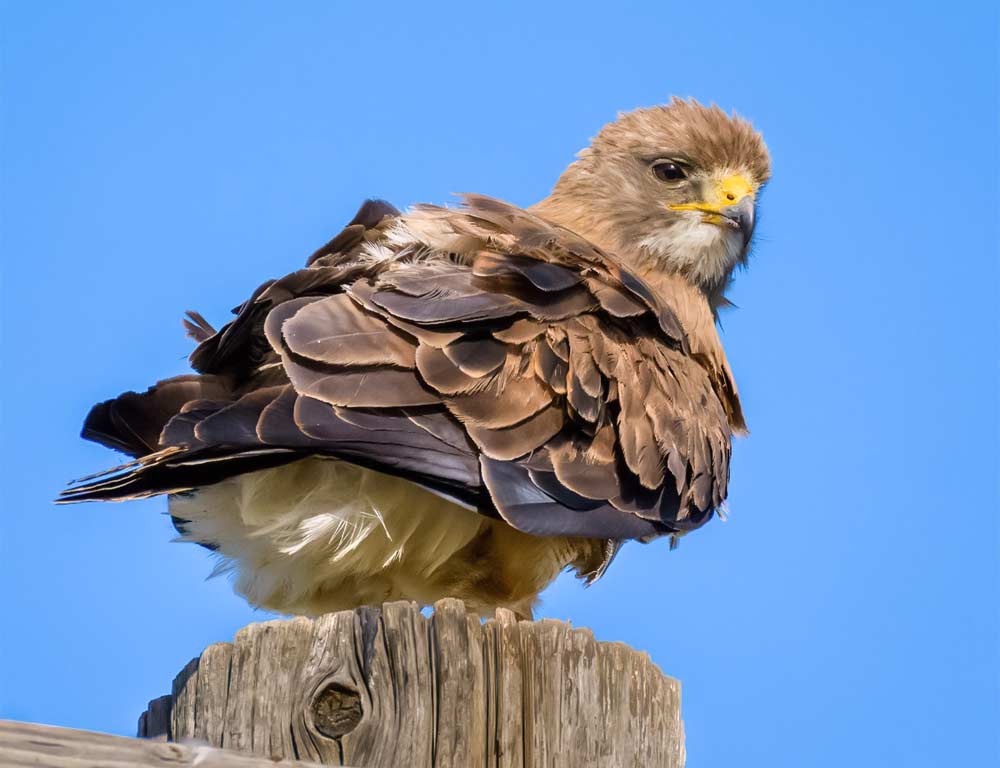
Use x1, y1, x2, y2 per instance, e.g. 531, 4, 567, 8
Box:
61, 99, 770, 618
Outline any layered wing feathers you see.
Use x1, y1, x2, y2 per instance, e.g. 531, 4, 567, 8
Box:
63, 196, 741, 544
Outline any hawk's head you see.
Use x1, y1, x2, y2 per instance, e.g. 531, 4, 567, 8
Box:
539, 98, 771, 305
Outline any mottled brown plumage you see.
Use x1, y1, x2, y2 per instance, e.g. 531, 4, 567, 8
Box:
61, 99, 770, 617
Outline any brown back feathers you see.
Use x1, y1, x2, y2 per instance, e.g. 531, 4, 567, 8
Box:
63, 195, 744, 545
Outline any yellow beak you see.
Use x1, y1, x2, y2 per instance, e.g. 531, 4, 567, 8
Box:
668, 174, 757, 244
668, 173, 756, 216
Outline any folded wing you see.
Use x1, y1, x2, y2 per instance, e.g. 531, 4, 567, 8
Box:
62, 196, 742, 544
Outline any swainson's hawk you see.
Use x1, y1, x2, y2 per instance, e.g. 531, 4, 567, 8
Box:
61, 99, 770, 618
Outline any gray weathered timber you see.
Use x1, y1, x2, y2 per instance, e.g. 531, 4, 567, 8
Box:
140, 599, 685, 767
0, 719, 336, 767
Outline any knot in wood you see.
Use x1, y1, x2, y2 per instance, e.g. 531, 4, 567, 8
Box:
310, 680, 363, 739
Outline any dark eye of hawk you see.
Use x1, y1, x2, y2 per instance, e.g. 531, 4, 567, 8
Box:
651, 161, 687, 182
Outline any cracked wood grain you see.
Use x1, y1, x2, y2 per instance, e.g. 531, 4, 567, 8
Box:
139, 599, 684, 767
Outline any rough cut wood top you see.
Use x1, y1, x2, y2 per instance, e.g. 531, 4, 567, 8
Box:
139, 599, 685, 767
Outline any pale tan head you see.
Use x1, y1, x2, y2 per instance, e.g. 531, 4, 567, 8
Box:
536, 98, 771, 304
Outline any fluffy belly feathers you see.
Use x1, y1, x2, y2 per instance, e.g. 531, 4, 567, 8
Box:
169, 457, 601, 617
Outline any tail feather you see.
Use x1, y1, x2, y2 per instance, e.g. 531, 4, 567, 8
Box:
81, 375, 230, 457
58, 445, 302, 503
66, 377, 303, 504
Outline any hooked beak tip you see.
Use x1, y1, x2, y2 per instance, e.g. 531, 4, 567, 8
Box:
720, 196, 755, 246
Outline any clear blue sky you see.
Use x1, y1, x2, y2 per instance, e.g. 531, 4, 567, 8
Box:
1, 2, 996, 765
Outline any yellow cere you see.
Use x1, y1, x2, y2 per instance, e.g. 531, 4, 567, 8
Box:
668, 173, 755, 216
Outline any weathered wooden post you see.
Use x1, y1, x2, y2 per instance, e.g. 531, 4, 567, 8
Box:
139, 599, 685, 767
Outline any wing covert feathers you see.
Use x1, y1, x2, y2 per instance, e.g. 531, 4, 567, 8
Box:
64, 195, 743, 548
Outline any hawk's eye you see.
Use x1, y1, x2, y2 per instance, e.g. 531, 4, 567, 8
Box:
652, 161, 687, 182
